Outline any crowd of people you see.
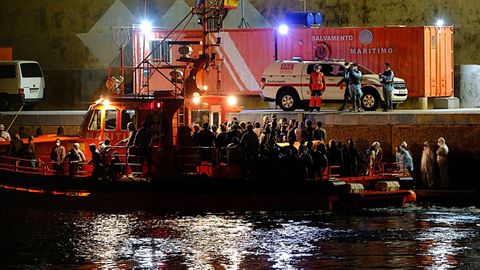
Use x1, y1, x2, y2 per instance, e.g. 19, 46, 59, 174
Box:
178, 114, 450, 186
0, 119, 450, 187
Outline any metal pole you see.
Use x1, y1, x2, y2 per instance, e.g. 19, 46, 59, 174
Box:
274, 29, 278, 61
6, 105, 23, 132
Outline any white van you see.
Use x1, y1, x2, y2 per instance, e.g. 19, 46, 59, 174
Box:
0, 60, 45, 109
260, 60, 408, 111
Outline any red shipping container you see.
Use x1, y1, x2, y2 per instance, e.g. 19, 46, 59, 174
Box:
0, 47, 12, 61
132, 26, 453, 98
277, 26, 454, 97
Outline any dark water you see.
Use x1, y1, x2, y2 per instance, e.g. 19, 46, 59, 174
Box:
1, 205, 480, 269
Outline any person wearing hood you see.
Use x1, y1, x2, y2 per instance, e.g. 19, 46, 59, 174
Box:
436, 137, 449, 187
421, 141, 435, 188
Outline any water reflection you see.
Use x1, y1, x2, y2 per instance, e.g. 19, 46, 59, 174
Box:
1, 206, 480, 269
416, 208, 480, 270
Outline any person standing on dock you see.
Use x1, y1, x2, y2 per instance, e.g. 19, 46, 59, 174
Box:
337, 62, 351, 111
380, 63, 395, 112
436, 137, 449, 187
347, 63, 363, 112
421, 141, 435, 188
0, 124, 11, 142
309, 64, 326, 112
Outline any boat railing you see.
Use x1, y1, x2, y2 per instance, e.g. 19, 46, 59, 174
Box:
381, 162, 410, 176
173, 146, 245, 177
0, 154, 90, 177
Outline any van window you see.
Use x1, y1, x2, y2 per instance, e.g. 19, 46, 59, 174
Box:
20, 63, 43, 78
0, 65, 16, 78
357, 65, 374, 75
105, 109, 117, 130
88, 110, 101, 131
121, 110, 136, 130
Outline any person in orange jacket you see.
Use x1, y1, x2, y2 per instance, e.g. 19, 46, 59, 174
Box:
309, 64, 326, 112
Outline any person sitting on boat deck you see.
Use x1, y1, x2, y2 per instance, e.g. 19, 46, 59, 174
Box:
134, 121, 153, 175
50, 139, 66, 172
0, 124, 11, 142
119, 122, 137, 167
26, 136, 36, 168
88, 143, 104, 179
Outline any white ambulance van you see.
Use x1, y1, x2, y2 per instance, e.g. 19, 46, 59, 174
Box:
260, 59, 408, 111
0, 60, 45, 109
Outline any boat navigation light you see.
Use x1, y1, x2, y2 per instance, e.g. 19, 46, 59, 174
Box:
227, 96, 238, 106
192, 92, 201, 105
202, 85, 208, 91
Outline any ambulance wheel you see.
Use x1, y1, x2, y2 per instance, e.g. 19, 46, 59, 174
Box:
277, 88, 299, 111
361, 88, 380, 111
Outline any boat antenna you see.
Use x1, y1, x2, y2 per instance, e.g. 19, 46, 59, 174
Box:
238, 0, 250, 28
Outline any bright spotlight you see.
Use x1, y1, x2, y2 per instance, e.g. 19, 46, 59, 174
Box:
202, 85, 208, 91
102, 99, 111, 107
227, 96, 238, 106
278, 24, 289, 35
192, 93, 201, 105
435, 19, 445, 27
140, 20, 152, 34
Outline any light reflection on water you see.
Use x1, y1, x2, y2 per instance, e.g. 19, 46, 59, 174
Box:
1, 206, 480, 269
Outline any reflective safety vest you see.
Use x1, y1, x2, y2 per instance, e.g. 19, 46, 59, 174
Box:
310, 71, 325, 91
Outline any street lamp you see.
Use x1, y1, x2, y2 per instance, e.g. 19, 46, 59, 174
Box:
274, 24, 289, 61
435, 19, 445, 27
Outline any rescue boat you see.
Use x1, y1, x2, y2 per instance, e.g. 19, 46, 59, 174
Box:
0, 1, 416, 211
0, 94, 416, 211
